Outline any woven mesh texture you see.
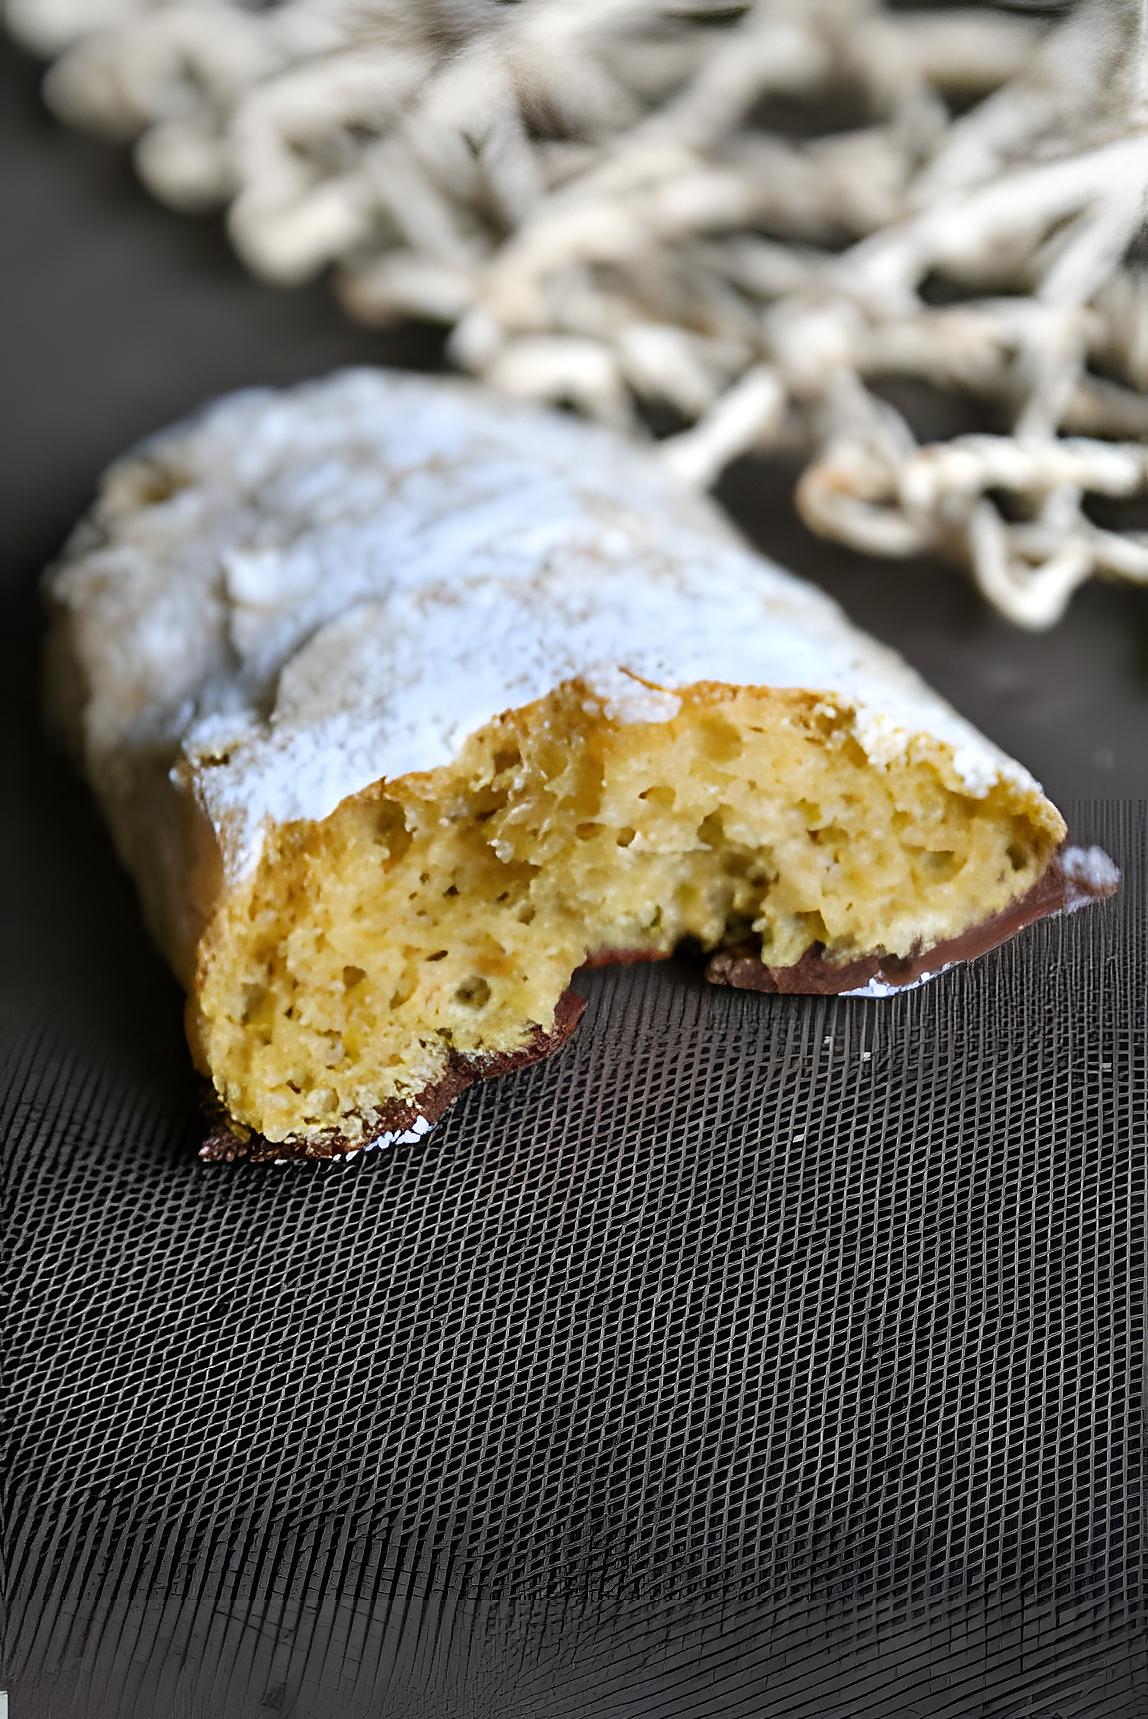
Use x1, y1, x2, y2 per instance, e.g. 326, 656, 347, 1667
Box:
4, 802, 1146, 1719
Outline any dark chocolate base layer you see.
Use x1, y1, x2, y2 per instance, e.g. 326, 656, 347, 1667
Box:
706, 844, 1119, 996
200, 843, 1117, 1163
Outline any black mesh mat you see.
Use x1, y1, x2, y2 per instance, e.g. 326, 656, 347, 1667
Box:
4, 801, 1146, 1719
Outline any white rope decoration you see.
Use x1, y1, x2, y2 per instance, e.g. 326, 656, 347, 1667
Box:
6, 0, 1147, 627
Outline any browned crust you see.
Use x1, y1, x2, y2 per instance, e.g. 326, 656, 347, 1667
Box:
705, 845, 1118, 996
200, 843, 1117, 1162
578, 947, 670, 970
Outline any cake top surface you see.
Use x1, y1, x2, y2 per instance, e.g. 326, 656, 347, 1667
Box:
50, 368, 1040, 878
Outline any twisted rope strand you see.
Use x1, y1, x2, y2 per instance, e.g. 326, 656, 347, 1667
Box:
5, 0, 1146, 627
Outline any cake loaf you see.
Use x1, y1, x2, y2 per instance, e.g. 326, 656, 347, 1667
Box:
45, 370, 1115, 1160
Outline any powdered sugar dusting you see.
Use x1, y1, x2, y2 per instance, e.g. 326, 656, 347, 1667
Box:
49, 370, 1044, 889
585, 667, 683, 725
1059, 844, 1122, 909
842, 967, 952, 999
